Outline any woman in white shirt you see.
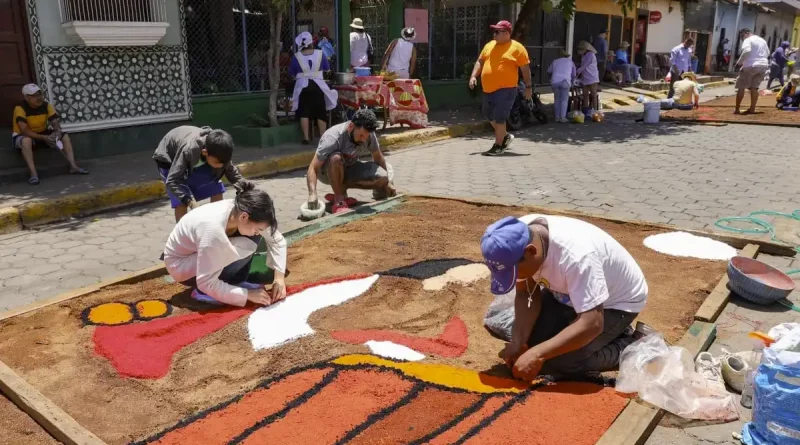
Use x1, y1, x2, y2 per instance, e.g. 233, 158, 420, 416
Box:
381, 27, 418, 79
163, 180, 288, 307
548, 50, 576, 123
349, 18, 372, 69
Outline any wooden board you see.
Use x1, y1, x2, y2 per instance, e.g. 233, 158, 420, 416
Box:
409, 194, 798, 257
695, 243, 760, 322
595, 400, 665, 445
0, 359, 106, 445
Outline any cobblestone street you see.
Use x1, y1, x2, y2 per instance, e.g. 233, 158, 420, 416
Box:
1, 116, 798, 310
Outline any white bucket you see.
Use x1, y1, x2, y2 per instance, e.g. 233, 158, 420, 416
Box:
643, 101, 660, 124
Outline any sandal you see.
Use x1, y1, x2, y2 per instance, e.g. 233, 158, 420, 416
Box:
324, 194, 357, 206
70, 167, 89, 175
28, 176, 40, 185
332, 201, 350, 214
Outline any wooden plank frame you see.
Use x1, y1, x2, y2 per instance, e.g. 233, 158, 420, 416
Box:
0, 194, 789, 445
694, 244, 760, 322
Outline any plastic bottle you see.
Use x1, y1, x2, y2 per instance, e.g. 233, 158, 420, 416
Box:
740, 339, 766, 409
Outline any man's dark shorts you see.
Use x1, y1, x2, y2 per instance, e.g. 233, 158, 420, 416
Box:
319, 159, 387, 185
12, 129, 66, 151
482, 87, 517, 123
157, 163, 226, 209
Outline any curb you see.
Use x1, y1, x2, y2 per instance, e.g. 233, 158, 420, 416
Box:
0, 122, 491, 234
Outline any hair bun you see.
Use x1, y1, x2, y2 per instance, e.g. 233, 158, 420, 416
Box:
234, 180, 256, 195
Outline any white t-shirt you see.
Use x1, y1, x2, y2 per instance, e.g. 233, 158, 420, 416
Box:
519, 214, 648, 313
741, 35, 770, 68
164, 200, 287, 306
350, 32, 370, 68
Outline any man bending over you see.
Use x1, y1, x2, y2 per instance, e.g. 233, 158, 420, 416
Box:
481, 214, 649, 380
306, 109, 395, 214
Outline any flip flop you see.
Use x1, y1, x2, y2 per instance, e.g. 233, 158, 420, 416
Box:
28, 176, 40, 185
332, 201, 351, 214
324, 194, 357, 206
70, 167, 89, 175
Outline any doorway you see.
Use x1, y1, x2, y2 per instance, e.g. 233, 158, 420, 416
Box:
0, 0, 35, 128
695, 32, 709, 74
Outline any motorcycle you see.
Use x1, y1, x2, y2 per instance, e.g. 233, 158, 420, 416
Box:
506, 79, 548, 131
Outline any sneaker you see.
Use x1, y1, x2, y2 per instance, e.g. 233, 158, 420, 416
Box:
502, 133, 515, 149
332, 201, 350, 214
696, 352, 725, 390
481, 144, 506, 156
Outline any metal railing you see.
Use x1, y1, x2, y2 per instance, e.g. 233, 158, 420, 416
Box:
58, 0, 168, 23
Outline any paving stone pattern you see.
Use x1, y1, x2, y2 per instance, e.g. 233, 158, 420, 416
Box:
1, 120, 799, 311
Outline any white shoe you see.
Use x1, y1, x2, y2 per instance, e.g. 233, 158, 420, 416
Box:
696, 352, 725, 390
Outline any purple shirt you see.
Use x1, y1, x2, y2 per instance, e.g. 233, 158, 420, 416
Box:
549, 57, 576, 85
576, 52, 599, 85
289, 51, 331, 78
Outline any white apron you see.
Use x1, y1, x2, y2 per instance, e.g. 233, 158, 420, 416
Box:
292, 50, 338, 112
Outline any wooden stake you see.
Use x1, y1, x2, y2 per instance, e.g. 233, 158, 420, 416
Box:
0, 359, 106, 445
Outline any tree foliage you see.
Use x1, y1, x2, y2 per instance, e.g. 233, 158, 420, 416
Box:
256, 0, 291, 127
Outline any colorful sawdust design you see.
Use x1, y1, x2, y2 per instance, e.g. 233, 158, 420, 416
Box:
91, 274, 372, 379
133, 355, 628, 445
331, 316, 469, 357
82, 300, 172, 326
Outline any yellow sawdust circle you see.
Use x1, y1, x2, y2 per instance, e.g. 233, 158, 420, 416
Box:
135, 300, 169, 319
87, 302, 133, 326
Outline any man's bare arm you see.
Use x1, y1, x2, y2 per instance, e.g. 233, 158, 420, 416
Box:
520, 64, 532, 86
371, 149, 388, 173
470, 59, 484, 81
511, 279, 541, 348
18, 122, 50, 141
307, 154, 325, 198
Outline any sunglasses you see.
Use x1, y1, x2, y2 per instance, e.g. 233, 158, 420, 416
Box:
493, 29, 509, 35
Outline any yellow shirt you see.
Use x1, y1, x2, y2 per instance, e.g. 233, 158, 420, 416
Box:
673, 79, 699, 105
12, 102, 58, 136
479, 40, 530, 94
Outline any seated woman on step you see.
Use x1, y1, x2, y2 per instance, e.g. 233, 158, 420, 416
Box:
162, 180, 288, 307
776, 74, 800, 109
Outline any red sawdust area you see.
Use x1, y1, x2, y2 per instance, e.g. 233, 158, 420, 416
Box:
0, 393, 60, 444
0, 198, 724, 443
663, 96, 799, 127
139, 363, 627, 445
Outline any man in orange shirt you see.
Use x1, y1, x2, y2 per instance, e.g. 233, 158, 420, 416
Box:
469, 20, 532, 156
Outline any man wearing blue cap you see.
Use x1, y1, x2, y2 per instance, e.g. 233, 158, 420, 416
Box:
481, 214, 648, 380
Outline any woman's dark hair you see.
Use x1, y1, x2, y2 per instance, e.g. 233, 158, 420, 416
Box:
351, 109, 379, 132
233, 180, 277, 235
205, 129, 234, 164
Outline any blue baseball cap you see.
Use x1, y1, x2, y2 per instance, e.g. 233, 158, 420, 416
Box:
481, 216, 531, 295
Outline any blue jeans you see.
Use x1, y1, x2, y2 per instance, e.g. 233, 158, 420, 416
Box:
551, 80, 571, 119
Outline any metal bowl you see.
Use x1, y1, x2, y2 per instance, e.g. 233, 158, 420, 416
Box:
335, 72, 355, 85
727, 256, 796, 305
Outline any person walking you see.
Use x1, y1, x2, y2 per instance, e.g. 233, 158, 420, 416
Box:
668, 38, 694, 98
767, 41, 791, 89
734, 29, 770, 114
592, 29, 609, 81
548, 50, 576, 123
289, 32, 338, 145
576, 41, 600, 114
468, 20, 532, 156
381, 27, 418, 79
349, 18, 372, 69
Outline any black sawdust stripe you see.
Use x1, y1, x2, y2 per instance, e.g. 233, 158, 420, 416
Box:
451, 390, 537, 445
333, 382, 425, 445
407, 394, 496, 445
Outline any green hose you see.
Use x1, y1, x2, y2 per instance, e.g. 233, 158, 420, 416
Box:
715, 210, 800, 254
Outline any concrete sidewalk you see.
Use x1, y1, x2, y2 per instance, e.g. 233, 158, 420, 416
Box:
0, 107, 488, 233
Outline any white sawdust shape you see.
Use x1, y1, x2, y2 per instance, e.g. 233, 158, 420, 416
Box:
248, 275, 379, 351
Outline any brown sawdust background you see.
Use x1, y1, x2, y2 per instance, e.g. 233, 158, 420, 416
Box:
0, 198, 725, 444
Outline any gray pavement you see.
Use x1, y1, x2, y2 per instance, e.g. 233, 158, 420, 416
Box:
1, 97, 799, 310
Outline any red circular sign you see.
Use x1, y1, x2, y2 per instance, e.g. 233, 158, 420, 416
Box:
649, 11, 663, 24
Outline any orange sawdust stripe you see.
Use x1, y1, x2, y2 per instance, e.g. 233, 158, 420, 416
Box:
462, 382, 629, 445
333, 354, 530, 393
239, 368, 416, 444
149, 367, 334, 445
348, 387, 482, 444
425, 396, 512, 445
83, 302, 134, 326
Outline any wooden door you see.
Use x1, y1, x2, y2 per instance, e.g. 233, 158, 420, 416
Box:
0, 0, 34, 128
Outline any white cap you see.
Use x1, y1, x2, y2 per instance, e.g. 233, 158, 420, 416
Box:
22, 84, 41, 95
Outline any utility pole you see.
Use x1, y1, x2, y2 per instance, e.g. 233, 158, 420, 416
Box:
728, 0, 744, 72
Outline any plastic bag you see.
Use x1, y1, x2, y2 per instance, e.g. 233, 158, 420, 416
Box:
616, 335, 739, 421
764, 323, 800, 369
742, 362, 800, 445
568, 110, 585, 123
483, 293, 515, 342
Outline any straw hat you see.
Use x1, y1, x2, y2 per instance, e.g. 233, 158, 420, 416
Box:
790, 74, 800, 85
351, 18, 365, 30
620, 41, 631, 49
577, 41, 597, 53
402, 27, 416, 41
681, 71, 697, 81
